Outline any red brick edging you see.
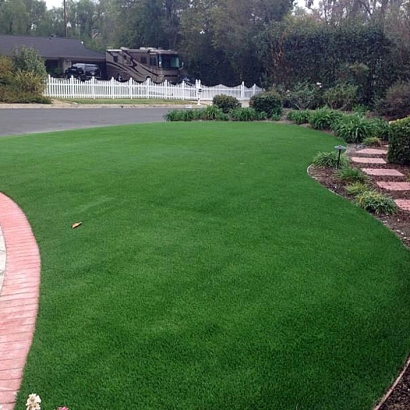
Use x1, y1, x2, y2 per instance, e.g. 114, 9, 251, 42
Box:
0, 193, 41, 410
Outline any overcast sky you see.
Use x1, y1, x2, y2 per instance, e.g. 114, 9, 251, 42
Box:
45, 0, 63, 9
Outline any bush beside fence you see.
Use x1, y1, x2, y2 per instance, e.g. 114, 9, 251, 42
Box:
44, 76, 263, 101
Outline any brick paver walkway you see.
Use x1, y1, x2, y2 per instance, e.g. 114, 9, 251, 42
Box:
356, 148, 388, 155
362, 168, 404, 177
351, 157, 386, 164
377, 182, 410, 191
0, 193, 41, 410
354, 147, 410, 212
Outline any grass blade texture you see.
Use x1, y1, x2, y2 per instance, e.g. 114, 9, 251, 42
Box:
1, 122, 409, 410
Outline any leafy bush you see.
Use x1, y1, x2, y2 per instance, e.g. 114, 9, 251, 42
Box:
0, 56, 14, 86
200, 105, 229, 120
376, 81, 410, 120
287, 110, 311, 124
345, 182, 370, 196
362, 137, 382, 147
230, 107, 259, 121
13, 46, 47, 81
356, 190, 397, 215
309, 107, 343, 130
14, 70, 46, 94
332, 113, 375, 143
212, 94, 241, 113
323, 83, 358, 110
271, 112, 282, 121
164, 107, 229, 121
250, 90, 282, 116
370, 118, 391, 141
312, 151, 349, 168
336, 166, 368, 183
387, 116, 410, 165
286, 82, 322, 110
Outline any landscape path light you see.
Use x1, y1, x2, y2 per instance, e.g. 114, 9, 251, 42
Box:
334, 145, 346, 169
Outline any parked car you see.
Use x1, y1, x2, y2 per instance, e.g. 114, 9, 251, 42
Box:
65, 63, 101, 81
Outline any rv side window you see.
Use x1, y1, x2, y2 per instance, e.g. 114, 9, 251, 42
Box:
113, 55, 118, 63
149, 56, 156, 66
141, 56, 147, 64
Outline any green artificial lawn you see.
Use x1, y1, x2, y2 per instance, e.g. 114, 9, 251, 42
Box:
1, 122, 409, 410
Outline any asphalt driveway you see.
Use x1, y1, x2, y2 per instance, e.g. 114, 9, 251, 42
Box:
0, 107, 171, 137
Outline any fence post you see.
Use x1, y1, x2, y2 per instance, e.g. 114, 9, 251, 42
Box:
129, 78, 132, 99
252, 84, 257, 96
196, 79, 202, 105
241, 82, 245, 100
91, 76, 96, 99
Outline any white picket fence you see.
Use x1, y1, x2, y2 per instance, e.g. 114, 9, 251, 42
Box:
44, 75, 263, 101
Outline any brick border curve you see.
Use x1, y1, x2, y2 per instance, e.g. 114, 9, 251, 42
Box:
0, 193, 41, 410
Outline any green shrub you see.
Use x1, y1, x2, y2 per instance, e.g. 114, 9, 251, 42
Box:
200, 105, 229, 120
387, 116, 410, 165
309, 107, 343, 130
230, 107, 258, 121
332, 114, 374, 143
250, 90, 282, 116
164, 109, 186, 121
322, 83, 358, 111
370, 118, 391, 141
362, 137, 382, 147
13, 46, 47, 81
271, 112, 282, 121
356, 190, 397, 215
286, 82, 322, 110
376, 81, 410, 120
287, 110, 311, 124
14, 70, 46, 94
345, 182, 370, 196
336, 166, 368, 183
165, 107, 229, 121
312, 151, 349, 168
0, 56, 14, 86
212, 94, 241, 113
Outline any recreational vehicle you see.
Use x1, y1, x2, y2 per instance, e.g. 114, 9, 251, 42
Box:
106, 47, 184, 83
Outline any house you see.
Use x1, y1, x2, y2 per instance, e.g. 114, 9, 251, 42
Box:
0, 34, 105, 77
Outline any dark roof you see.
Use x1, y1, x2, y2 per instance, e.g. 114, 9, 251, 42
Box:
0, 35, 105, 62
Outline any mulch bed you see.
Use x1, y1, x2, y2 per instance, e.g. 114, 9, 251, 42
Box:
308, 144, 410, 409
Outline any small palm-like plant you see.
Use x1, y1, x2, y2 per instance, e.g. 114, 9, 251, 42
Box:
356, 191, 397, 215
312, 151, 349, 168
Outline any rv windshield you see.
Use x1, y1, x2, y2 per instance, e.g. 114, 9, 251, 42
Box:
159, 54, 180, 69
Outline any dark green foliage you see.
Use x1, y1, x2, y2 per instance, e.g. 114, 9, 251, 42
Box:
13, 46, 47, 81
362, 137, 382, 147
309, 107, 343, 130
212, 94, 241, 113
164, 107, 229, 122
285, 82, 322, 110
376, 82, 410, 120
337, 166, 368, 184
230, 108, 259, 121
371, 118, 391, 141
332, 114, 375, 143
387, 116, 410, 165
356, 190, 398, 215
312, 151, 349, 168
322, 83, 358, 111
249, 91, 282, 116
287, 110, 312, 124
258, 22, 395, 106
